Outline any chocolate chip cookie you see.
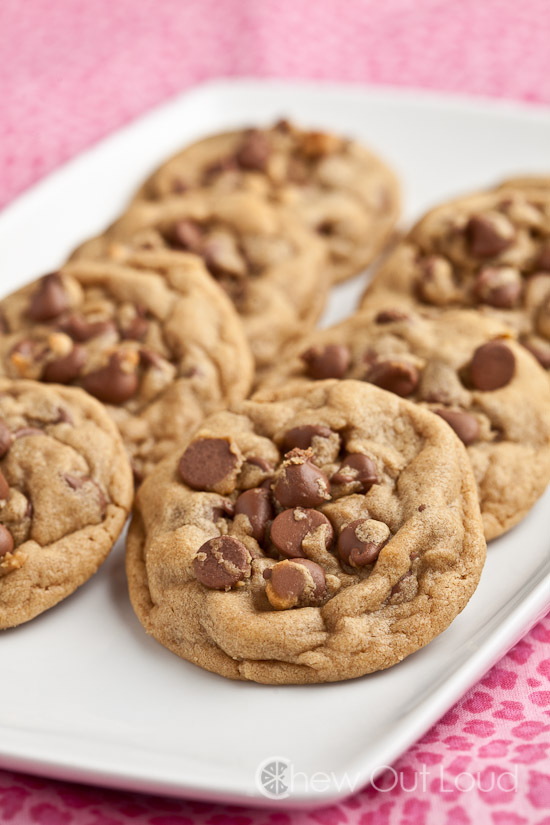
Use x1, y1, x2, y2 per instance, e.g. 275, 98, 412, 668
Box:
257, 303, 550, 540
70, 190, 328, 374
0, 250, 253, 479
126, 380, 486, 683
134, 121, 401, 283
0, 378, 133, 628
363, 186, 550, 370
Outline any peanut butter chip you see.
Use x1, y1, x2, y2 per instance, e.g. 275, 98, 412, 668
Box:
273, 449, 331, 509
194, 536, 251, 590
179, 438, 238, 492
366, 360, 419, 397
434, 409, 480, 446
266, 558, 326, 610
81, 352, 139, 404
27, 273, 69, 322
331, 453, 378, 492
234, 488, 273, 542
301, 344, 351, 379
470, 341, 516, 391
0, 524, 14, 557
270, 508, 334, 558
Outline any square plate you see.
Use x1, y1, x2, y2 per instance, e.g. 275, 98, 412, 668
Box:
1, 79, 549, 810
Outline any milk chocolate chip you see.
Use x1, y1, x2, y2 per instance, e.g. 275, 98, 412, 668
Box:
281, 424, 332, 451
0, 524, 14, 557
0, 469, 10, 501
194, 536, 251, 590
270, 508, 334, 558
236, 130, 271, 170
179, 438, 239, 493
43, 345, 87, 384
265, 558, 326, 609
234, 488, 273, 543
337, 518, 390, 567
81, 351, 139, 404
28, 273, 69, 321
473, 266, 522, 309
273, 449, 331, 509
466, 213, 515, 258
60, 315, 115, 342
469, 341, 516, 391
375, 309, 410, 324
331, 453, 378, 492
301, 344, 351, 380
434, 409, 480, 445
0, 421, 12, 458
366, 360, 419, 397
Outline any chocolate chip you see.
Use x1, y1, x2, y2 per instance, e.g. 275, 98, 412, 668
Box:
172, 219, 205, 253
272, 449, 331, 509
521, 336, 550, 370
236, 130, 271, 171
246, 456, 274, 473
281, 424, 332, 452
0, 524, 14, 557
194, 536, 251, 590
234, 488, 273, 543
465, 214, 515, 258
469, 341, 516, 391
28, 273, 70, 321
337, 518, 389, 567
434, 409, 480, 445
301, 344, 351, 380
64, 474, 107, 514
375, 309, 410, 324
331, 453, 378, 492
265, 558, 326, 609
366, 360, 419, 397
0, 421, 12, 458
60, 315, 115, 342
120, 315, 149, 341
416, 256, 456, 306
211, 499, 235, 520
14, 427, 42, 439
81, 352, 139, 404
270, 508, 334, 558
473, 266, 522, 309
43, 345, 87, 384
179, 438, 238, 492
418, 504, 427, 512
536, 241, 550, 272
0, 469, 10, 501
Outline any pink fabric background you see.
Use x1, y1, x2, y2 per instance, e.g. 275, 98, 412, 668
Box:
1, 0, 550, 822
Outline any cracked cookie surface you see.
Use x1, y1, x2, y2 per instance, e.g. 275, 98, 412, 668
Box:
134, 121, 401, 284
258, 304, 550, 540
126, 380, 485, 684
363, 186, 550, 372
0, 379, 133, 628
70, 190, 328, 374
0, 250, 253, 479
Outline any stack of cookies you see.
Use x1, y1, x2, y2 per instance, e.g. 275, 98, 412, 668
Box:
1, 121, 549, 685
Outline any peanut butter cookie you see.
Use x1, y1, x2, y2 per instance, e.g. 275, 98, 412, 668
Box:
126, 380, 485, 684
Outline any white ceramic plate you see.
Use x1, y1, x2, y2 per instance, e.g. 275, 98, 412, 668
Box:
1, 80, 549, 810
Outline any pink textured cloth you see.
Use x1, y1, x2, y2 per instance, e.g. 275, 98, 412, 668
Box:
1, 1, 550, 822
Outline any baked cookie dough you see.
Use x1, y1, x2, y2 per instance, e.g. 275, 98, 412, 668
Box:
363, 186, 550, 370
135, 121, 401, 283
126, 380, 486, 684
71, 190, 328, 373
0, 250, 253, 479
0, 379, 133, 628
258, 304, 550, 540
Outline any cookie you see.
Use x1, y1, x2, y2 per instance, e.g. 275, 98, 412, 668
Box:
258, 303, 550, 540
134, 121, 401, 283
126, 380, 486, 684
70, 190, 328, 374
363, 186, 550, 370
0, 250, 253, 479
0, 379, 133, 628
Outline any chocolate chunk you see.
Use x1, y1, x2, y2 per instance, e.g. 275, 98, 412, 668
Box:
173, 219, 205, 253
43, 345, 87, 384
270, 508, 334, 558
301, 344, 351, 380
194, 536, 251, 590
281, 424, 332, 452
28, 273, 70, 322
0, 469, 10, 501
473, 266, 522, 309
0, 421, 12, 458
470, 341, 516, 391
234, 488, 273, 543
337, 518, 389, 567
375, 309, 410, 324
465, 214, 515, 258
331, 453, 378, 492
179, 438, 238, 492
273, 449, 331, 509
265, 558, 326, 609
0, 524, 14, 557
236, 130, 271, 171
366, 360, 419, 397
537, 241, 550, 272
60, 315, 115, 342
434, 408, 480, 445
81, 352, 139, 404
